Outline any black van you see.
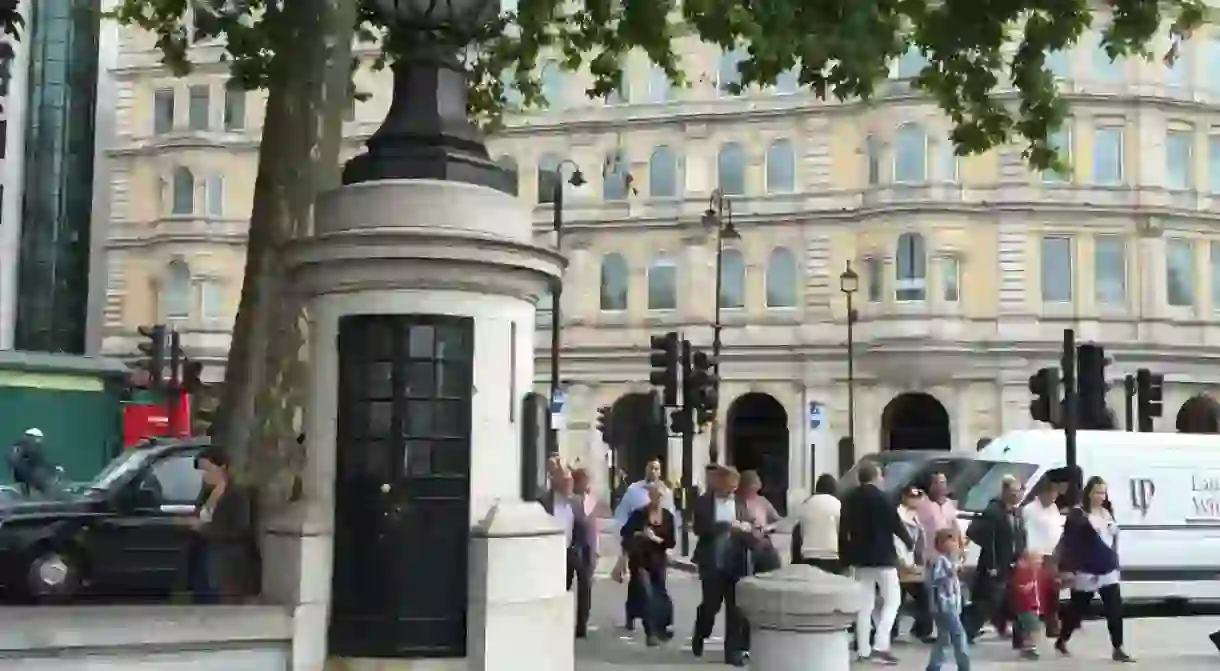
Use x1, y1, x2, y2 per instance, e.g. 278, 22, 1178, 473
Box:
0, 438, 209, 602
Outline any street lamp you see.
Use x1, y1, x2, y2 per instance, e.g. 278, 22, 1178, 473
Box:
700, 188, 739, 465
547, 160, 586, 456
839, 261, 859, 447
342, 0, 513, 192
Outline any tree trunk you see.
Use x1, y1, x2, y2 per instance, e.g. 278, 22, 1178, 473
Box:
214, 0, 357, 505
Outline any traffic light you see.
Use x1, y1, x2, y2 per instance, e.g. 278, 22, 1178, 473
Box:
135, 324, 167, 389
183, 360, 205, 394
669, 408, 693, 435
686, 349, 719, 426
1136, 368, 1164, 432
648, 331, 681, 407
1028, 367, 1060, 424
1076, 343, 1110, 430
595, 405, 612, 443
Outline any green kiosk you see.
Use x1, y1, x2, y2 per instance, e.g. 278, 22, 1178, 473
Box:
0, 351, 129, 484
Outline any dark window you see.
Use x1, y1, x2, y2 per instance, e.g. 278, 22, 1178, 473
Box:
0, 119, 7, 159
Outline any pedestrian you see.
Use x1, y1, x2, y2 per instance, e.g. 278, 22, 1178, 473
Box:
839, 460, 914, 665
1011, 550, 1044, 659
1021, 477, 1064, 638
618, 481, 676, 647
189, 446, 259, 603
691, 465, 750, 667
612, 457, 678, 631
893, 485, 931, 644
8, 428, 57, 498
925, 528, 971, 671
792, 473, 842, 572
539, 466, 596, 639
737, 469, 782, 575
962, 474, 1025, 647
1054, 476, 1134, 662
914, 470, 959, 640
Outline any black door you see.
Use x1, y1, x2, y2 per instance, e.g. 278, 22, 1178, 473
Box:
92, 448, 202, 594
329, 315, 473, 659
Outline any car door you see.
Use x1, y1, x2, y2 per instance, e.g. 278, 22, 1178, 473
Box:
94, 449, 203, 595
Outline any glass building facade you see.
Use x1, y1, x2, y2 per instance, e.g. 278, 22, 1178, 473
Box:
14, 0, 99, 353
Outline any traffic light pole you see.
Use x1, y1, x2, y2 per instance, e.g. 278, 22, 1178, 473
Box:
168, 329, 182, 437
679, 338, 694, 557
1062, 329, 1080, 503
547, 181, 563, 458
1124, 374, 1135, 432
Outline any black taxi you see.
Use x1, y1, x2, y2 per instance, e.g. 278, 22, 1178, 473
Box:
0, 437, 210, 602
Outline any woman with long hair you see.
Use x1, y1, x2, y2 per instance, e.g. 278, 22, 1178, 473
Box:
1054, 476, 1134, 662
620, 481, 676, 647
189, 447, 259, 603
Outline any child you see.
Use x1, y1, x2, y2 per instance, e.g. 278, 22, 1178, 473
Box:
926, 528, 971, 671
1011, 551, 1043, 660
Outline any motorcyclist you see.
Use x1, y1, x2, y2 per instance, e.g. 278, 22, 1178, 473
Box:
8, 428, 57, 497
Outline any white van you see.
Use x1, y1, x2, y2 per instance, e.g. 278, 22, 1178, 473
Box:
965, 429, 1220, 604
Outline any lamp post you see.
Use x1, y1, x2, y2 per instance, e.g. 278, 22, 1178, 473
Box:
700, 189, 739, 465
342, 0, 513, 192
839, 261, 859, 447
547, 160, 586, 456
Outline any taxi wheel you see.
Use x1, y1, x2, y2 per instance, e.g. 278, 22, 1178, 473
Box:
25, 547, 82, 603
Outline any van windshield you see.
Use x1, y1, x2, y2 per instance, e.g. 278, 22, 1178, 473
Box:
959, 461, 1041, 513
840, 454, 926, 493
840, 454, 980, 498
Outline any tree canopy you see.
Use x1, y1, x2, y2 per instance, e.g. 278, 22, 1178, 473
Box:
106, 0, 1208, 171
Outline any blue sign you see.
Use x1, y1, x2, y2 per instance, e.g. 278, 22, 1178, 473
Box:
808, 401, 824, 430
550, 388, 568, 415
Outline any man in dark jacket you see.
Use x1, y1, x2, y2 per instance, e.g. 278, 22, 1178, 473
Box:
962, 473, 1026, 646
839, 461, 914, 665
691, 465, 751, 667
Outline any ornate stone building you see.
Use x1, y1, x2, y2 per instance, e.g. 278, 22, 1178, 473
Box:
97, 13, 1220, 506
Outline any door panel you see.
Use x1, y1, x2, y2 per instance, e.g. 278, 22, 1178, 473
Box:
330, 315, 473, 659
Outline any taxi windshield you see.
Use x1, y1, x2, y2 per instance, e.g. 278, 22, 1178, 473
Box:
89, 450, 154, 491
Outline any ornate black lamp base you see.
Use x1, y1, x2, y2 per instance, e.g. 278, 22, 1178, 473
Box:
342, 53, 516, 196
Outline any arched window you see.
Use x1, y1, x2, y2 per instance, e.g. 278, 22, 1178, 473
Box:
647, 255, 677, 310
648, 146, 679, 198
864, 135, 880, 185
537, 152, 561, 204
165, 259, 192, 319
172, 167, 195, 215
939, 137, 959, 182
897, 47, 927, 79
765, 139, 796, 193
599, 253, 629, 311
602, 150, 630, 201
717, 48, 744, 95
894, 123, 928, 182
719, 248, 746, 309
765, 247, 798, 308
718, 143, 747, 195
895, 232, 927, 301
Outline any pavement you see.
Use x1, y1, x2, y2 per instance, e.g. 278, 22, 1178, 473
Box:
575, 567, 1220, 670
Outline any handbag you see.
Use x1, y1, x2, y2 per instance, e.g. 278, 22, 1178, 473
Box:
749, 537, 782, 574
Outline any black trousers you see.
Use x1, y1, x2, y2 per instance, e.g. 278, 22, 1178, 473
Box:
694, 572, 747, 656
892, 580, 933, 639
636, 563, 673, 637
963, 570, 1023, 648
798, 557, 844, 574
566, 546, 592, 635
1058, 583, 1124, 650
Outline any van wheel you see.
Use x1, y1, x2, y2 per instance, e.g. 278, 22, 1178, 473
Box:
25, 547, 82, 603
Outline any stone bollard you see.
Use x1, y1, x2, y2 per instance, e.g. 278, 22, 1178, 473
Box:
735, 563, 864, 671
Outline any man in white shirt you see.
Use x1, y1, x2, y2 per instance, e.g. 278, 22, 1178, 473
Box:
1022, 477, 1065, 637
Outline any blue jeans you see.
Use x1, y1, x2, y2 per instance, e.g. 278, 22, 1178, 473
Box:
926, 610, 971, 671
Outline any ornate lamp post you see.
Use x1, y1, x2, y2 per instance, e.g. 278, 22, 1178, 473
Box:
839, 261, 859, 447
547, 160, 586, 456
343, 0, 513, 191
700, 189, 740, 464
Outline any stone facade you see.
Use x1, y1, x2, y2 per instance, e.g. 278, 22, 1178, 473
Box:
97, 15, 1220, 502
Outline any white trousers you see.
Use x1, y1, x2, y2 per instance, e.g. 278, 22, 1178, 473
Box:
852, 566, 901, 656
